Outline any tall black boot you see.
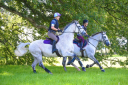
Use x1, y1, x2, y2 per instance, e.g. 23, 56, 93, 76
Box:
52, 40, 58, 53
80, 41, 84, 52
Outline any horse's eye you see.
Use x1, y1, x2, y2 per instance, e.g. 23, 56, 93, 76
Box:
103, 36, 106, 38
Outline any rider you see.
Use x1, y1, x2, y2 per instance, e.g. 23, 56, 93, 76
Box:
48, 12, 61, 53
77, 19, 89, 52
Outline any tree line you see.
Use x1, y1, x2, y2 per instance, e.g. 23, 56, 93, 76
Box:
0, 0, 128, 66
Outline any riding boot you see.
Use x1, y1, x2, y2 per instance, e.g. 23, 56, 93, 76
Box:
80, 41, 84, 52
52, 40, 58, 53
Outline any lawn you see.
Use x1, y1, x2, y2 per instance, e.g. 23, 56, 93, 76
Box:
0, 65, 128, 85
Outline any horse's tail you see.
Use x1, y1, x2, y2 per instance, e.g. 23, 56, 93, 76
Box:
14, 42, 30, 56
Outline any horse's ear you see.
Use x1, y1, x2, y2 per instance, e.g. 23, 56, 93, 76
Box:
72, 20, 76, 23
103, 31, 106, 34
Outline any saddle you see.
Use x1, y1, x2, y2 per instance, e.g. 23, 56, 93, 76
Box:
73, 38, 88, 57
43, 36, 59, 45
73, 38, 88, 48
43, 36, 61, 57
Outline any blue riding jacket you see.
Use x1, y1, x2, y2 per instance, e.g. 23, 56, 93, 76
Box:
82, 25, 87, 31
48, 19, 59, 33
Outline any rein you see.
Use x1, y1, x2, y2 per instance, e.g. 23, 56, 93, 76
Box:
89, 37, 102, 42
62, 21, 84, 34
88, 32, 104, 48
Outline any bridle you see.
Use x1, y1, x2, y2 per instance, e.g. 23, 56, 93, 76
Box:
88, 32, 108, 48
62, 21, 85, 34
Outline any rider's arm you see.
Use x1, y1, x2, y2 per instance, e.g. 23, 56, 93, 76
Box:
51, 20, 58, 31
86, 31, 88, 35
51, 26, 58, 31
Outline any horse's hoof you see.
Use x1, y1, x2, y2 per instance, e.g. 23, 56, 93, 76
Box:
101, 69, 105, 72
82, 67, 86, 72
86, 65, 90, 68
49, 72, 53, 75
33, 70, 36, 73
64, 67, 67, 71
77, 68, 81, 71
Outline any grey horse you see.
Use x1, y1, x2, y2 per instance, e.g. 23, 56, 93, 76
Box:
62, 32, 110, 72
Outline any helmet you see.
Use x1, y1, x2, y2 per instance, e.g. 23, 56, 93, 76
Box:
83, 19, 88, 24
54, 12, 61, 17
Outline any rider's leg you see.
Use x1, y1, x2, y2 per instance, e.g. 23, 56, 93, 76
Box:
80, 41, 84, 51
77, 34, 84, 51
48, 31, 58, 53
52, 40, 58, 53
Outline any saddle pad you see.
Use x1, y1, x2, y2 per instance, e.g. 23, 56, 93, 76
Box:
43, 36, 59, 45
73, 40, 88, 48
43, 40, 52, 45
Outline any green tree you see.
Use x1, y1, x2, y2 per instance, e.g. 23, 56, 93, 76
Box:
0, 0, 128, 66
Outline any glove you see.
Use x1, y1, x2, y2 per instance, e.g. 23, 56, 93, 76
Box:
58, 30, 62, 32
85, 34, 90, 37
87, 35, 90, 37
77, 34, 81, 37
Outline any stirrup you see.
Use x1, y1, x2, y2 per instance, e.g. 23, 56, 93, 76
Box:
80, 49, 85, 52
52, 49, 58, 53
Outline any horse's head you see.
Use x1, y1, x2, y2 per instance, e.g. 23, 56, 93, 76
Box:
102, 32, 110, 46
73, 20, 86, 35
63, 20, 86, 35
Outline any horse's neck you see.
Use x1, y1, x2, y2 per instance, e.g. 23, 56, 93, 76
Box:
59, 33, 74, 41
59, 24, 75, 41
89, 33, 102, 47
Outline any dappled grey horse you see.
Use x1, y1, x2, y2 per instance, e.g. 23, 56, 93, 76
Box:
62, 32, 110, 72
14, 20, 86, 74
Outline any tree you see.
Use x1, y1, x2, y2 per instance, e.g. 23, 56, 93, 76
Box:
0, 0, 128, 66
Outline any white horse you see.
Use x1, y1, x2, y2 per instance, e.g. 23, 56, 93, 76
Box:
62, 32, 110, 72
14, 20, 86, 74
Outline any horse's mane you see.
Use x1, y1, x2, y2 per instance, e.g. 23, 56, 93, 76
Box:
91, 31, 103, 37
63, 20, 78, 32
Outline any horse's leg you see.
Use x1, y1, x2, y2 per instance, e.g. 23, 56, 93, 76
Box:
95, 59, 105, 72
86, 62, 95, 68
62, 57, 67, 71
36, 54, 52, 74
61, 52, 84, 71
39, 61, 52, 74
75, 57, 86, 71
31, 57, 38, 73
65, 53, 85, 71
67, 54, 76, 65
31, 49, 52, 74
88, 55, 105, 72
68, 57, 80, 71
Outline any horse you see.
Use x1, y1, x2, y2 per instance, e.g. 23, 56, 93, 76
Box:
14, 20, 86, 74
62, 32, 110, 72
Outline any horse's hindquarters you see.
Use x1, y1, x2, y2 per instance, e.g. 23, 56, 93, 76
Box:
29, 40, 59, 57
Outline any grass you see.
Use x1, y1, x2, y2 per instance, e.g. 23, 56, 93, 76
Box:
0, 65, 128, 85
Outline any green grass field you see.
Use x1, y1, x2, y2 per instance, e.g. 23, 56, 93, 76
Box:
0, 65, 128, 85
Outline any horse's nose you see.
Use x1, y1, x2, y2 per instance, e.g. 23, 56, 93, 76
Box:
105, 41, 110, 46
